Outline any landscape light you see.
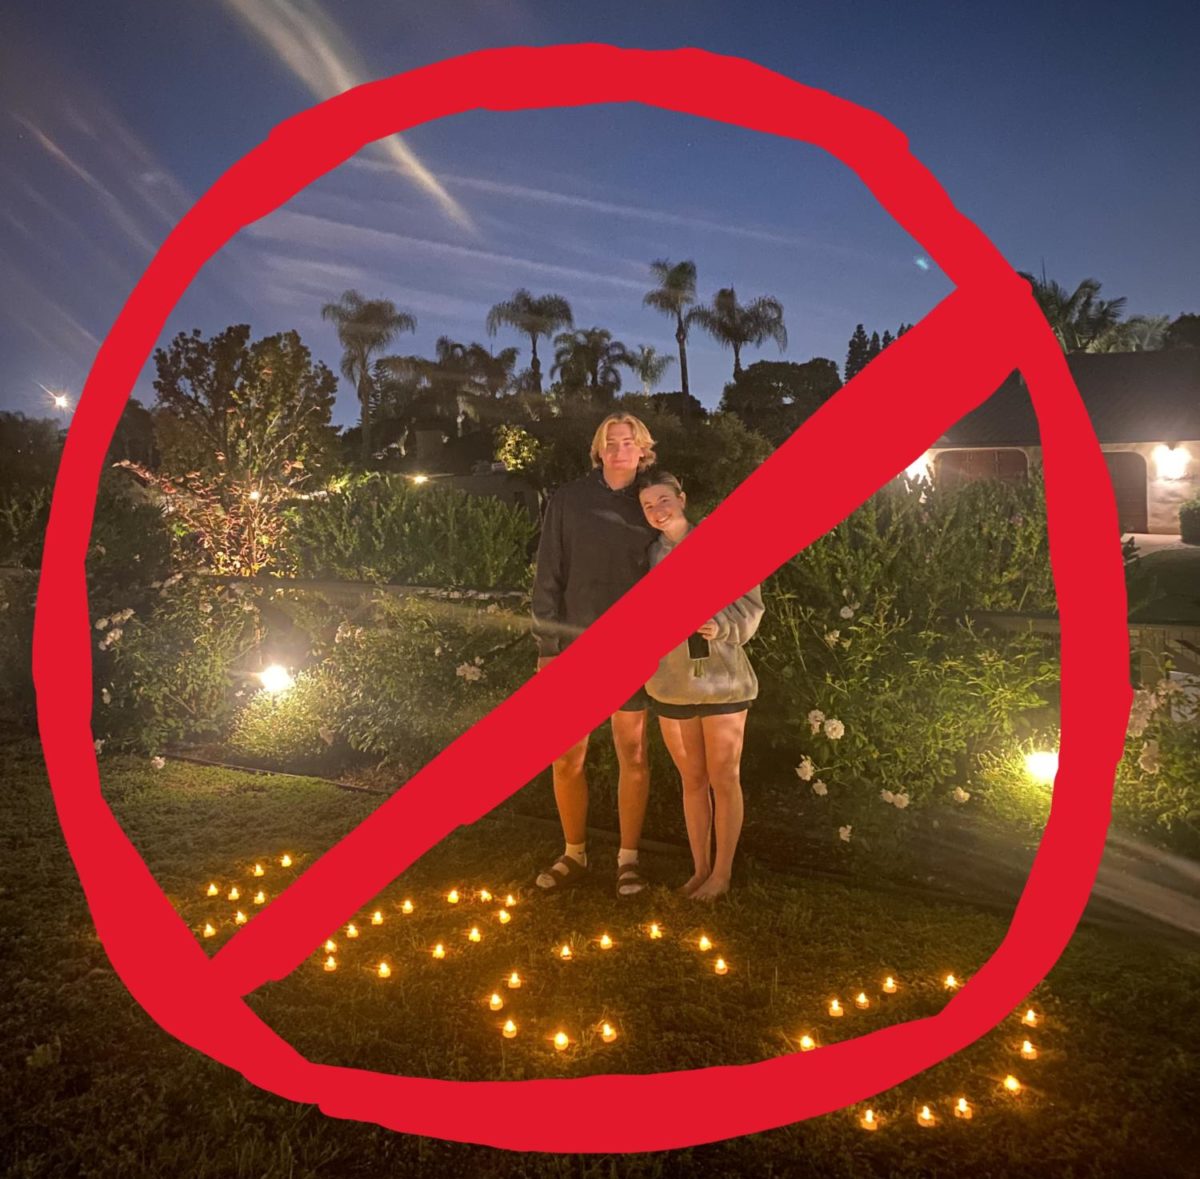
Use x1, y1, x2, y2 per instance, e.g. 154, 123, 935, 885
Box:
1024, 750, 1059, 784
258, 664, 294, 693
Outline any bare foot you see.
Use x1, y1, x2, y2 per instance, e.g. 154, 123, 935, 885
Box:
677, 871, 710, 897
690, 874, 730, 901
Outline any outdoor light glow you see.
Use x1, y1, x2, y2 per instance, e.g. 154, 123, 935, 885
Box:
861, 1109, 879, 1131
498, 909, 511, 924
372, 910, 383, 925
904, 451, 933, 481
206, 883, 218, 897
447, 889, 460, 904
601, 1023, 617, 1043
1024, 750, 1059, 784
324, 955, 336, 972
1023, 1008, 1040, 1027
698, 935, 712, 952
412, 474, 429, 485
253, 890, 265, 905
53, 394, 70, 410
228, 887, 239, 902
553, 1031, 569, 1051
432, 944, 445, 959
252, 863, 264, 877
280, 854, 292, 867
378, 961, 391, 978
202, 923, 215, 938
489, 993, 504, 1011
1021, 1039, 1038, 1060
502, 1019, 517, 1038
884, 976, 898, 993
507, 971, 522, 989
856, 991, 870, 1009
469, 927, 482, 942
258, 665, 294, 693
955, 1097, 973, 1120
599, 933, 613, 949
918, 1105, 935, 1127
1153, 443, 1190, 480
714, 958, 728, 975
799, 1034, 816, 1052
402, 899, 414, 914
829, 998, 844, 1017
1004, 1075, 1022, 1093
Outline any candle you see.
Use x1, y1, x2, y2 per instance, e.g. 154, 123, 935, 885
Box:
323, 955, 336, 972
1020, 1039, 1038, 1060
447, 889, 460, 904
432, 944, 445, 959
954, 1097, 973, 1120
206, 883, 218, 897
1003, 1075, 1021, 1094
553, 1031, 569, 1052
698, 935, 712, 952
228, 887, 240, 902
202, 923, 216, 938
599, 933, 613, 950
944, 974, 959, 990
253, 863, 264, 877
371, 910, 383, 925
855, 991, 870, 1010
498, 909, 511, 924
401, 899, 414, 914
469, 927, 482, 943
829, 998, 844, 1018
799, 1034, 816, 1052
377, 961, 391, 978
883, 976, 898, 994
714, 958, 728, 975
234, 910, 247, 925
479, 889, 492, 903
253, 890, 265, 905
860, 1109, 879, 1131
489, 993, 504, 1011
559, 944, 572, 960
506, 894, 516, 907
649, 923, 663, 939
346, 924, 359, 938
502, 1019, 517, 1039
280, 854, 292, 868
507, 971, 522, 989
1022, 1008, 1039, 1027
601, 1023, 617, 1044
918, 1105, 935, 1127
324, 938, 337, 953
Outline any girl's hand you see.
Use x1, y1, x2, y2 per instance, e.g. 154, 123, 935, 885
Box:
698, 619, 719, 640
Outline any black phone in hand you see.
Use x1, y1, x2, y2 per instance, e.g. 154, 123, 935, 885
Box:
687, 632, 710, 660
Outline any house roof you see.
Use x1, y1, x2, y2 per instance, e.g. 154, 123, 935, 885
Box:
936, 350, 1200, 447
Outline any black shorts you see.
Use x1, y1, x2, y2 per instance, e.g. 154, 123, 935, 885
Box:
650, 699, 752, 720
616, 686, 650, 713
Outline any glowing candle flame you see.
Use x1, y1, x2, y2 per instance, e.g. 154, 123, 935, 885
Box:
234, 910, 247, 925
253, 891, 265, 905
469, 927, 482, 943
401, 899, 414, 914
955, 1096, 973, 1120
714, 958, 728, 975
324, 955, 336, 972
944, 973, 959, 990
599, 933, 613, 950
371, 910, 383, 925
553, 1031, 569, 1051
502, 1019, 517, 1038
206, 883, 218, 897
1021, 1039, 1038, 1060
346, 924, 359, 938
1022, 1008, 1039, 1027
883, 976, 897, 994
252, 864, 264, 877
378, 962, 391, 978
861, 1109, 878, 1131
280, 854, 292, 868
432, 944, 445, 959
324, 939, 336, 953
829, 998, 843, 1017
799, 1034, 816, 1052
498, 909, 511, 924
918, 1105, 935, 1127
202, 923, 215, 938
855, 992, 870, 1009
559, 944, 572, 960
601, 1023, 617, 1043
447, 889, 460, 904
507, 971, 522, 989
479, 889, 492, 902
649, 923, 662, 939
1004, 1075, 1022, 1093
505, 894, 516, 907
228, 887, 239, 902
698, 935, 712, 952
489, 993, 503, 1011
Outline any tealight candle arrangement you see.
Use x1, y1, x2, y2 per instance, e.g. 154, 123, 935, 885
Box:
714, 958, 729, 976
203, 923, 216, 938
280, 854, 292, 868
600, 1022, 618, 1044
799, 1034, 817, 1052
944, 974, 959, 990
432, 944, 446, 960
498, 909, 511, 924
253, 891, 266, 905
479, 889, 492, 903
401, 899, 414, 914
829, 998, 844, 1018
252, 863, 264, 877
324, 939, 337, 954
1020, 1039, 1038, 1060
599, 933, 613, 950
553, 1031, 569, 1052
324, 955, 337, 972
559, 944, 572, 960
377, 961, 391, 979
502, 1019, 518, 1039
346, 923, 359, 939
698, 935, 712, 952
855, 991, 870, 1010
489, 993, 504, 1011
234, 910, 247, 925
447, 889, 460, 905
954, 1097, 973, 1120
507, 971, 522, 989
228, 887, 240, 902
1022, 1008, 1040, 1028
917, 1105, 936, 1128
1003, 1075, 1022, 1094
505, 894, 517, 907
860, 1108, 879, 1131
371, 910, 383, 926
883, 976, 898, 994
648, 923, 663, 940
468, 927, 482, 943
206, 883, 218, 897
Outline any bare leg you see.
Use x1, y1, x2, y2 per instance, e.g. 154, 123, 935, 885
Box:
535, 733, 591, 886
657, 715, 712, 895
611, 709, 650, 852
690, 711, 747, 901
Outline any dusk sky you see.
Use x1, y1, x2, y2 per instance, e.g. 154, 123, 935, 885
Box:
2, 0, 1197, 427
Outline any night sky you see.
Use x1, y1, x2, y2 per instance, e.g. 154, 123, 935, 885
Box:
2, 0, 1197, 427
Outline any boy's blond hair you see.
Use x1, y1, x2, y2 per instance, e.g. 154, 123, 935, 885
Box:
589, 412, 657, 470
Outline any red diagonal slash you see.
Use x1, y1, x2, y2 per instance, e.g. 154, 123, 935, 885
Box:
34, 45, 1130, 1152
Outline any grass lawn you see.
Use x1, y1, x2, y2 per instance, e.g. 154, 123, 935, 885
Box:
3, 736, 1199, 1177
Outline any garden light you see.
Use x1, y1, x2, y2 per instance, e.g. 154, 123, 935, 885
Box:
714, 958, 728, 976
412, 474, 429, 485
883, 976, 898, 994
601, 1023, 618, 1044
324, 955, 336, 972
599, 933, 613, 949
918, 1105, 936, 1127
498, 909, 511, 924
1004, 1075, 1022, 1093
553, 1031, 569, 1052
829, 998, 843, 1017
860, 1108, 879, 1131
1023, 1008, 1040, 1027
954, 1097, 973, 1120
280, 854, 292, 867
432, 944, 445, 959
489, 993, 504, 1011
502, 1019, 517, 1039
206, 883, 218, 897
855, 991, 870, 1010
372, 910, 383, 925
258, 664, 293, 693
799, 1034, 816, 1052
1024, 750, 1059, 784
469, 927, 482, 943
698, 935, 712, 952
202, 923, 215, 938
402, 899, 414, 914
377, 962, 391, 979
1021, 1039, 1038, 1060
346, 923, 359, 938
507, 971, 522, 989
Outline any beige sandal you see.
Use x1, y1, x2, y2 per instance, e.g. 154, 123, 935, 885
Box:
535, 854, 589, 891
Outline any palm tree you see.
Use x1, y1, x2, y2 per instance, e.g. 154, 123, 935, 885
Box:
321, 290, 416, 464
643, 259, 697, 407
623, 344, 675, 394
688, 287, 788, 379
1091, 314, 1170, 353
485, 289, 574, 394
551, 328, 629, 399
1018, 272, 1127, 353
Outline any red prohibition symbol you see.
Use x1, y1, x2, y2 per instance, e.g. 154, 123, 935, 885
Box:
34, 44, 1132, 1152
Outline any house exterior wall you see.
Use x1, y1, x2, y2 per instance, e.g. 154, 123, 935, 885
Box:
924, 441, 1200, 534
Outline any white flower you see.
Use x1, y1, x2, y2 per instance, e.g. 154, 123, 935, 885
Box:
807, 708, 825, 734
892, 792, 910, 809
150, 756, 166, 770
794, 756, 815, 782
100, 688, 111, 705
199, 600, 213, 614
434, 646, 443, 657
1137, 739, 1160, 775
106, 627, 123, 644
952, 786, 971, 803
94, 738, 105, 755
823, 718, 845, 740
456, 662, 483, 683
116, 608, 135, 622
823, 629, 840, 647
880, 789, 895, 804
838, 825, 852, 843
95, 617, 110, 631
474, 655, 484, 666
839, 605, 855, 620
485, 602, 500, 614
811, 779, 828, 796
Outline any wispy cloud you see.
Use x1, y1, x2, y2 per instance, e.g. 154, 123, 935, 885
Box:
220, 0, 474, 233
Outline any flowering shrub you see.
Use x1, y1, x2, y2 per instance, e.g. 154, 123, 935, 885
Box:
228, 666, 345, 769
